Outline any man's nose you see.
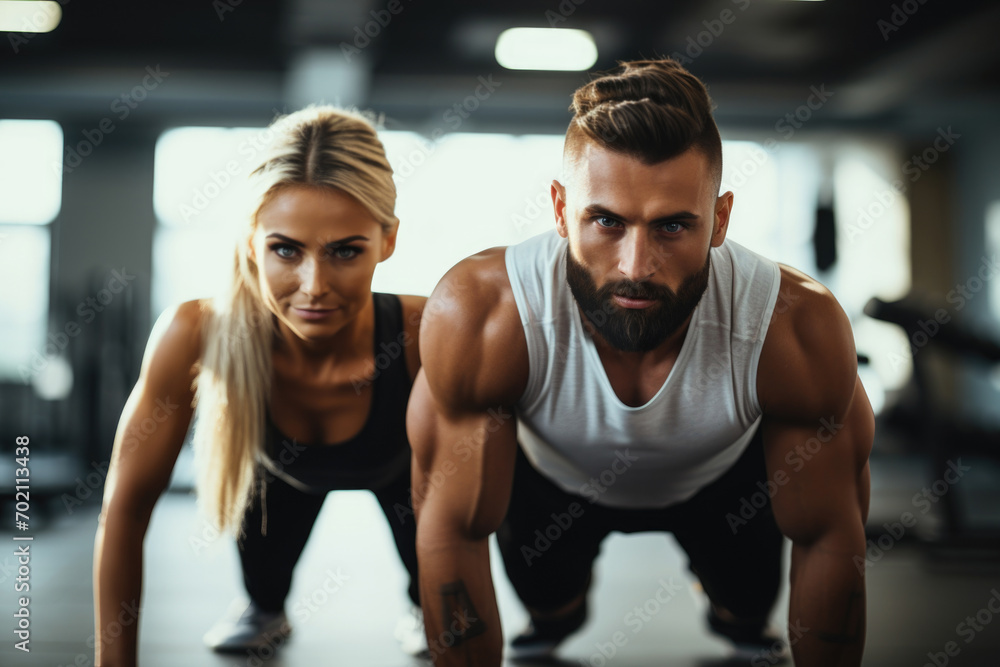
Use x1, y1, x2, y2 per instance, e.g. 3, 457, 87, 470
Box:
618, 231, 659, 282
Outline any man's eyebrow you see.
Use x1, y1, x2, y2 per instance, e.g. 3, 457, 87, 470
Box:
581, 204, 700, 224
651, 211, 700, 224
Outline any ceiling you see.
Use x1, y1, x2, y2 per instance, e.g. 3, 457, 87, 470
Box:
1, 0, 998, 133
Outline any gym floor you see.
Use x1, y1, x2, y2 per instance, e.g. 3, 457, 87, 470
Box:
1, 450, 999, 667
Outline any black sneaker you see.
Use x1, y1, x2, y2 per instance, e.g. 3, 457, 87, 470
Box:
706, 607, 787, 663
508, 600, 588, 660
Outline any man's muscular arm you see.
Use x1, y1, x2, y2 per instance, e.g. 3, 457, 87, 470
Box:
758, 272, 874, 667
406, 248, 527, 666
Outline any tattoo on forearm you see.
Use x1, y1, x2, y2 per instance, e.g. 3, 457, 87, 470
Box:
817, 590, 864, 645
438, 580, 488, 648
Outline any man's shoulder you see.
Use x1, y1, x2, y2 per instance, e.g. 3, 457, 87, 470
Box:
421, 246, 528, 409
438, 245, 511, 299
424, 247, 516, 335
757, 265, 857, 420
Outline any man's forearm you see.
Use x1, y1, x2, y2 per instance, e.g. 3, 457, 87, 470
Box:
787, 536, 866, 667
418, 536, 501, 667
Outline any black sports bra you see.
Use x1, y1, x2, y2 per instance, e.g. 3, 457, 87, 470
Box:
259, 292, 413, 494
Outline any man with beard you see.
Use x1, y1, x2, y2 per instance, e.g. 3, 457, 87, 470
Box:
407, 58, 873, 667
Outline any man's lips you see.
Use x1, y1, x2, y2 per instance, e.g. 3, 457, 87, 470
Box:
612, 294, 658, 309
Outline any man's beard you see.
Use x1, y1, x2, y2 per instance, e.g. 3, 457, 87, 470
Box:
565, 247, 711, 353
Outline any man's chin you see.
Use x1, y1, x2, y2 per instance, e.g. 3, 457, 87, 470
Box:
593, 305, 696, 352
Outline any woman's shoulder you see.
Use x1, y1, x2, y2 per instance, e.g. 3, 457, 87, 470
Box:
150, 298, 214, 357
138, 298, 213, 382
174, 297, 214, 336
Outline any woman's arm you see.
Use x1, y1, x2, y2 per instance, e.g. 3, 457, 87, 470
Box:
93, 300, 205, 667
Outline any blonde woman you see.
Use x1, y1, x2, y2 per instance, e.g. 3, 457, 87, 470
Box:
93, 106, 425, 666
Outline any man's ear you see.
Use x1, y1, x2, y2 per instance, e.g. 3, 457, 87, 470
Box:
712, 191, 733, 248
552, 180, 569, 238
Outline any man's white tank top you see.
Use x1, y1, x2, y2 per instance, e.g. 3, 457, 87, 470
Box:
504, 229, 782, 508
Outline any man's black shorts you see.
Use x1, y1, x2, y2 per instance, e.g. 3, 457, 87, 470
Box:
496, 424, 784, 619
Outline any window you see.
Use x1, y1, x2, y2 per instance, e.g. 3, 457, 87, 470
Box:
721, 137, 911, 412
152, 126, 263, 315
0, 120, 62, 382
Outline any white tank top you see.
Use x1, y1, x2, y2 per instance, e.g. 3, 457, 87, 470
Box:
505, 229, 781, 508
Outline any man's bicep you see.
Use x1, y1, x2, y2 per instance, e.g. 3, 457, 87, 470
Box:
762, 377, 873, 545
411, 248, 525, 538
408, 370, 518, 540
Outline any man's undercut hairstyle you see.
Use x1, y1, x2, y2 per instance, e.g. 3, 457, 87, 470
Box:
565, 58, 723, 190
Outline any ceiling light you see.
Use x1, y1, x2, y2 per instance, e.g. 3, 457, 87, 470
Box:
0, 1, 61, 33
495, 28, 598, 71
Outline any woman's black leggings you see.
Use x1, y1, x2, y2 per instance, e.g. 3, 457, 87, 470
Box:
237, 464, 420, 613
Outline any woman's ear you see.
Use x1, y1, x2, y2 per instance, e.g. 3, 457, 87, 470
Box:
379, 225, 398, 263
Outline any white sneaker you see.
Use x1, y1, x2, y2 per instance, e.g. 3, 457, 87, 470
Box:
203, 599, 292, 653
394, 604, 430, 659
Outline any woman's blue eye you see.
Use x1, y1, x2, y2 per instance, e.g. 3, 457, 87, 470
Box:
332, 246, 360, 259
269, 244, 361, 260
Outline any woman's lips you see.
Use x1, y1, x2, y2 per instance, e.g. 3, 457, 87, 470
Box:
293, 307, 340, 321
